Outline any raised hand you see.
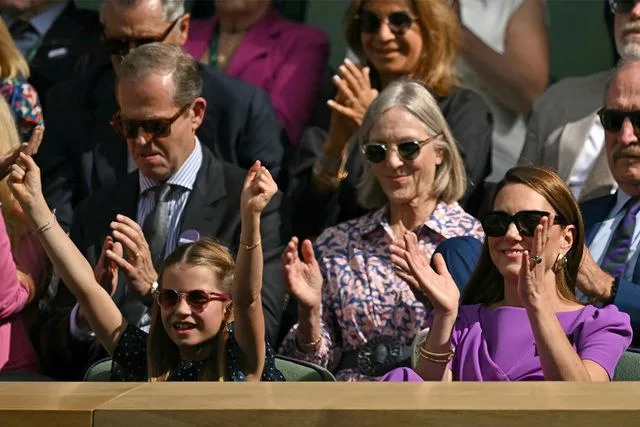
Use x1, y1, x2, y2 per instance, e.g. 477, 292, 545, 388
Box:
7, 152, 46, 215
107, 214, 158, 299
394, 231, 459, 315
517, 214, 553, 308
0, 125, 43, 180
327, 59, 379, 127
282, 237, 323, 311
241, 160, 277, 218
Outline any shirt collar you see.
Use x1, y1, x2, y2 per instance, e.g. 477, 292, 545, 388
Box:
612, 189, 635, 217
29, 1, 66, 37
138, 137, 203, 195
360, 201, 466, 239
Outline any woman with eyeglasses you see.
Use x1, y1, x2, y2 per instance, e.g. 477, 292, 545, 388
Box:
290, 0, 493, 239
279, 80, 484, 381
7, 155, 285, 382
382, 165, 631, 381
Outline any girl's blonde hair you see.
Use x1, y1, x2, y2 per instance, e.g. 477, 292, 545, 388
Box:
147, 237, 235, 382
0, 17, 30, 79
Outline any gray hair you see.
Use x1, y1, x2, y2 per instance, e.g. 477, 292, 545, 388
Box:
357, 80, 467, 209
100, 0, 185, 25
117, 42, 202, 107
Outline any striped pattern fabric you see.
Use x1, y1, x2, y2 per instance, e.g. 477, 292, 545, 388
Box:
601, 197, 640, 278
136, 139, 203, 258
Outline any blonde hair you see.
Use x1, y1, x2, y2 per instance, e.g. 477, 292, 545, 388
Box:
0, 17, 30, 79
357, 80, 466, 209
147, 237, 235, 382
345, 0, 460, 96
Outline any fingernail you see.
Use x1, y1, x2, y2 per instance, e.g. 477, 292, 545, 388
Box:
339, 65, 346, 72
364, 66, 370, 73
344, 58, 353, 65
332, 74, 340, 82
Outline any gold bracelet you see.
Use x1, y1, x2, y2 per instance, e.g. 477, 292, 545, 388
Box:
296, 334, 322, 350
33, 211, 56, 234
419, 346, 454, 364
240, 239, 261, 250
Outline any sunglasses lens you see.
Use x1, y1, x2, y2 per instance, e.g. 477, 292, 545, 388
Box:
388, 12, 413, 33
157, 289, 179, 309
611, 0, 635, 14
363, 144, 386, 163
397, 141, 422, 160
359, 10, 380, 33
514, 212, 547, 237
480, 213, 511, 237
144, 120, 171, 138
600, 110, 625, 132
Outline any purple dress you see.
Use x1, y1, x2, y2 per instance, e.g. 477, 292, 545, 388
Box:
384, 304, 632, 381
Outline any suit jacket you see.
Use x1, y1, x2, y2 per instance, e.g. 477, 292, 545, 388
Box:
581, 193, 640, 345
289, 87, 493, 239
38, 145, 289, 379
185, 9, 329, 145
519, 70, 616, 200
26, 1, 101, 106
37, 52, 285, 231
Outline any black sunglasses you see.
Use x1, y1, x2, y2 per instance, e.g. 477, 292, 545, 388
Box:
480, 210, 567, 238
598, 108, 640, 133
361, 133, 442, 164
156, 288, 231, 313
101, 16, 181, 56
110, 104, 190, 140
357, 9, 416, 34
609, 0, 639, 14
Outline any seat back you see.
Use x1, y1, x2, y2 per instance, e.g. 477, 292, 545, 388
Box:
614, 350, 640, 381
84, 357, 113, 381
275, 355, 335, 381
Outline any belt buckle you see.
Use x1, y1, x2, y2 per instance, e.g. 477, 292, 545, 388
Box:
357, 335, 405, 377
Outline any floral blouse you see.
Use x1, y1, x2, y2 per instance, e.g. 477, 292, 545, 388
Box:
112, 323, 285, 381
0, 76, 43, 141
279, 202, 484, 381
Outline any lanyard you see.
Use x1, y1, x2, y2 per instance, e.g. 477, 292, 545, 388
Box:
25, 34, 44, 64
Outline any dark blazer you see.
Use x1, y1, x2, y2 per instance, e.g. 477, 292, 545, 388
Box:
27, 2, 101, 105
581, 193, 640, 344
37, 52, 286, 231
38, 145, 288, 380
289, 87, 493, 239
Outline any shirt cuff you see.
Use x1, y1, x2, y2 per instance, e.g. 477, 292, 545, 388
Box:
69, 303, 96, 341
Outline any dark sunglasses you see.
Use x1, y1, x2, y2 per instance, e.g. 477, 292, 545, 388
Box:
357, 9, 416, 34
609, 0, 639, 14
598, 108, 640, 133
156, 288, 231, 313
110, 104, 190, 140
100, 16, 181, 56
361, 133, 442, 164
480, 210, 567, 238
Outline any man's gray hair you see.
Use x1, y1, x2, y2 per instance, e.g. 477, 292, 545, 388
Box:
100, 0, 185, 25
117, 42, 202, 107
356, 80, 467, 209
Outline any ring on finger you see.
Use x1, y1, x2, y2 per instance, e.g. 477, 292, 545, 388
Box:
530, 254, 542, 264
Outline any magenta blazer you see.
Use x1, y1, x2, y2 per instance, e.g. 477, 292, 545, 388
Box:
186, 9, 329, 145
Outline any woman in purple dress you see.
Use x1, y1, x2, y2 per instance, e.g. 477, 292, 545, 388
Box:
385, 165, 632, 381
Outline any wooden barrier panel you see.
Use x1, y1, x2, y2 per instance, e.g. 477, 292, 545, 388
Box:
0, 382, 142, 427
3, 382, 640, 427
93, 382, 640, 427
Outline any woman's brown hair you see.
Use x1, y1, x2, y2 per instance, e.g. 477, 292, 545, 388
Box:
462, 166, 585, 306
147, 237, 235, 382
344, 0, 460, 97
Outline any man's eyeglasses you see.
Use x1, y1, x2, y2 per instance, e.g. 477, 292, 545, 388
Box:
597, 108, 640, 133
361, 133, 442, 164
110, 104, 190, 140
357, 10, 416, 35
480, 210, 567, 238
609, 0, 639, 14
156, 288, 231, 313
101, 16, 181, 56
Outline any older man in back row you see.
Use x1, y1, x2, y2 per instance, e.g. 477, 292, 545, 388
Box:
38, 43, 288, 380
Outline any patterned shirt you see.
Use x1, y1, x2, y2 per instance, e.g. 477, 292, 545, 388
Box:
279, 202, 484, 381
0, 77, 43, 141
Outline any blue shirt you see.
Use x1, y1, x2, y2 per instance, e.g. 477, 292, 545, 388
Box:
3, 1, 66, 58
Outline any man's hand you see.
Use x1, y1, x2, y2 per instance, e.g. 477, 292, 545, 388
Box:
107, 214, 158, 299
577, 245, 614, 302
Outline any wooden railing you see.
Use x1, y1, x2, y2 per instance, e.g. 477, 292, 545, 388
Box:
3, 382, 640, 427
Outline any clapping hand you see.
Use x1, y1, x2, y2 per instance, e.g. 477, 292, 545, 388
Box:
517, 214, 554, 308
327, 59, 379, 128
391, 231, 459, 316
94, 235, 122, 297
282, 237, 323, 311
241, 160, 277, 219
0, 125, 43, 181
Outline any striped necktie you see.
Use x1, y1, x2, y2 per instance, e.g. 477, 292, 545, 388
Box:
142, 184, 173, 271
601, 197, 640, 278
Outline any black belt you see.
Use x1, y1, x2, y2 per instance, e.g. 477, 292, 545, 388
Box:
337, 335, 412, 377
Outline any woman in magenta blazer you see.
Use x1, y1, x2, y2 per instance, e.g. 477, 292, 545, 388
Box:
185, 1, 329, 145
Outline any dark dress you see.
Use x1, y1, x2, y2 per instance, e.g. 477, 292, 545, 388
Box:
111, 323, 285, 381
